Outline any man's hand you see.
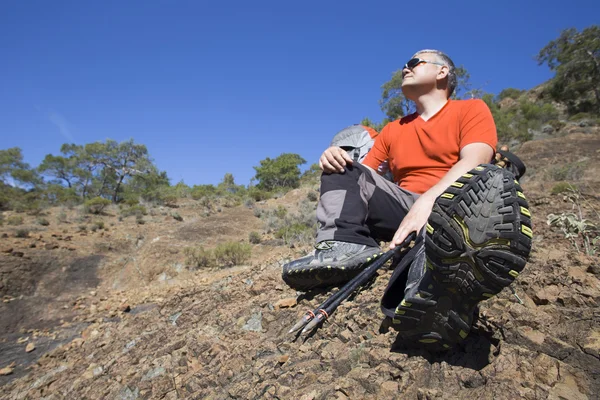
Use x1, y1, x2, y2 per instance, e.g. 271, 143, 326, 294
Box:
319, 146, 353, 173
389, 195, 435, 249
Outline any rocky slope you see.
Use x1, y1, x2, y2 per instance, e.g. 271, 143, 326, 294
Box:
1, 125, 599, 399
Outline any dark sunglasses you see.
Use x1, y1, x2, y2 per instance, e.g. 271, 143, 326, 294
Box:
403, 57, 446, 70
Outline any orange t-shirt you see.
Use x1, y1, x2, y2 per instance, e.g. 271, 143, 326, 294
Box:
363, 99, 497, 194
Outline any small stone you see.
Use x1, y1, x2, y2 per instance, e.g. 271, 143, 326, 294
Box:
120, 304, 131, 313
25, 343, 36, 352
274, 298, 297, 309
0, 366, 14, 375
277, 355, 289, 364
12, 252, 24, 257
1, 247, 13, 253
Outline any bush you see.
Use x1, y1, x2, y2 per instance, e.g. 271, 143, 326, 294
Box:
248, 231, 261, 244
253, 208, 263, 218
551, 182, 578, 195
93, 220, 105, 230
7, 216, 23, 225
0, 214, 3, 226
56, 210, 68, 224
36, 217, 50, 226
15, 229, 29, 238
214, 242, 251, 267
307, 191, 319, 202
247, 187, 272, 202
172, 212, 183, 221
84, 197, 112, 214
275, 205, 287, 219
184, 246, 214, 268
136, 215, 145, 224
120, 205, 147, 218
78, 224, 87, 232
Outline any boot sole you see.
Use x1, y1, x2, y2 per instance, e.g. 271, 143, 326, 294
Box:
282, 249, 383, 291
392, 164, 532, 350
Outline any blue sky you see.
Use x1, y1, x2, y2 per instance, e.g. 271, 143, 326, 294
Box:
1, 1, 598, 186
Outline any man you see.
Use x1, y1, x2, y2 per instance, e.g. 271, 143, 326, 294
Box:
282, 50, 532, 349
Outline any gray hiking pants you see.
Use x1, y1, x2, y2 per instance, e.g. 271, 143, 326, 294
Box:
315, 163, 428, 312
316, 163, 420, 247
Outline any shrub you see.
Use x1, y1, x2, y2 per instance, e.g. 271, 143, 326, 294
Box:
56, 210, 68, 223
7, 216, 24, 226
247, 187, 272, 202
90, 224, 98, 232
84, 197, 112, 214
307, 191, 319, 202
551, 182, 578, 195
36, 217, 50, 226
244, 198, 255, 208
93, 220, 105, 230
547, 119, 566, 132
0, 214, 3, 226
214, 242, 251, 267
78, 224, 87, 232
172, 212, 183, 221
253, 208, 263, 218
15, 229, 29, 238
120, 205, 147, 218
275, 205, 287, 219
184, 246, 214, 268
136, 215, 145, 225
248, 231, 261, 244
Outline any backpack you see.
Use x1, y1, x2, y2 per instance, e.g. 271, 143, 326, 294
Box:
330, 125, 379, 163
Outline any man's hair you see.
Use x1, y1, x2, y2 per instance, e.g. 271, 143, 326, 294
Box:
412, 49, 457, 97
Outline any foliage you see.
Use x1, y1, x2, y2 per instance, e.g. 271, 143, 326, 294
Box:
36, 217, 50, 226
551, 182, 578, 195
184, 246, 215, 268
253, 153, 306, 191
0, 147, 39, 187
547, 187, 599, 255
497, 88, 525, 101
84, 197, 112, 214
7, 216, 23, 225
214, 241, 252, 267
15, 229, 29, 238
172, 212, 183, 221
537, 26, 600, 115
121, 205, 147, 218
248, 231, 261, 244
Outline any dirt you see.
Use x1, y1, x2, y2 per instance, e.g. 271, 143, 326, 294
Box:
0, 125, 599, 399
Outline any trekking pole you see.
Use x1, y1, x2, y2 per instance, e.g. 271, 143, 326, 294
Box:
289, 233, 416, 335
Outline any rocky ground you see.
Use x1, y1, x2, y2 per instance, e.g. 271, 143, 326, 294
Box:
1, 126, 599, 399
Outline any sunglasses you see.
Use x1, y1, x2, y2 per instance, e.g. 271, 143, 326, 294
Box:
403, 57, 446, 70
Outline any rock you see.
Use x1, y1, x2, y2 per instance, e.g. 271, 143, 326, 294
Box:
532, 285, 560, 305
242, 312, 263, 332
277, 355, 289, 364
274, 298, 297, 309
519, 327, 546, 345
0, 366, 14, 375
12, 251, 24, 257
381, 381, 399, 396
581, 330, 600, 358
25, 342, 36, 352
1, 247, 13, 253
44, 243, 59, 250
120, 304, 131, 313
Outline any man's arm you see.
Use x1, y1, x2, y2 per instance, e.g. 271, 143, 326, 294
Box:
389, 142, 494, 248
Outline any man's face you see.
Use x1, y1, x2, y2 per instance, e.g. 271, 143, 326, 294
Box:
401, 53, 446, 95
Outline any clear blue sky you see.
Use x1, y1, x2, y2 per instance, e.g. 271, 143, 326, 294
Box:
1, 0, 598, 186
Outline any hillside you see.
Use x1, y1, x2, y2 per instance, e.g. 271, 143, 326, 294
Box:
1, 122, 600, 399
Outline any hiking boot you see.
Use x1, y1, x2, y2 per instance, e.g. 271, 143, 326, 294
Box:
391, 164, 532, 350
282, 241, 382, 291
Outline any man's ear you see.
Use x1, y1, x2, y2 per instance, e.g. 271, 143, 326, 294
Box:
437, 65, 449, 80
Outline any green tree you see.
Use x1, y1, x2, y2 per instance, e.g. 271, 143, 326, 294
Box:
537, 25, 600, 114
254, 153, 306, 191
0, 147, 39, 186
